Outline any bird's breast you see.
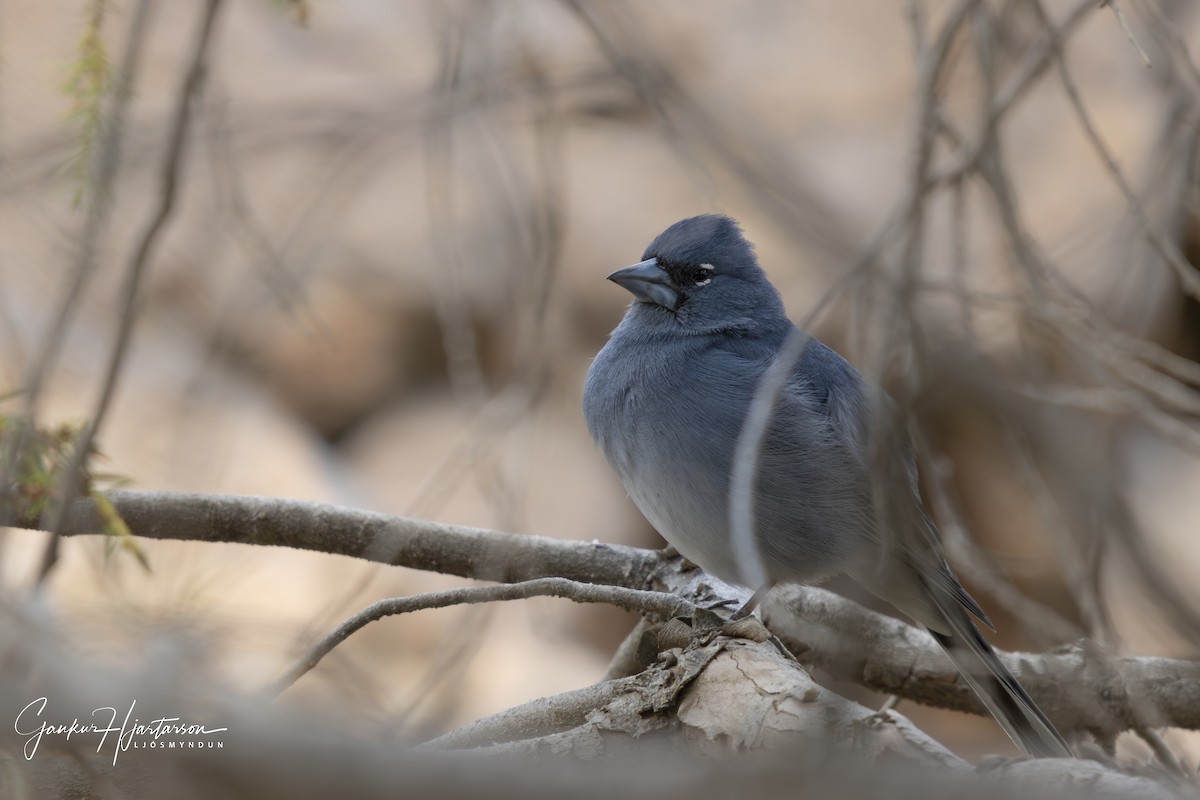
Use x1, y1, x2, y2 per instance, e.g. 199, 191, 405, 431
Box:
584, 335, 751, 578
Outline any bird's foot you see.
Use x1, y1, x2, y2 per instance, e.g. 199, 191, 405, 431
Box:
667, 607, 771, 644
703, 598, 739, 611
654, 613, 772, 651
659, 546, 700, 572
718, 616, 771, 642
729, 584, 772, 620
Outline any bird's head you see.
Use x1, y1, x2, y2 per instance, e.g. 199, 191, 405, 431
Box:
608, 215, 786, 333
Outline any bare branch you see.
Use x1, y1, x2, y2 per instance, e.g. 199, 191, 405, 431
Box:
764, 585, 1200, 743
0, 592, 1180, 797
1102, 0, 1152, 68
49, 489, 664, 588
420, 675, 639, 750
37, 0, 225, 584
20, 489, 1200, 744
1028, 0, 1200, 301
1133, 726, 1189, 780
15, 0, 154, 416
426, 628, 967, 768
269, 578, 691, 698
0, 0, 155, 534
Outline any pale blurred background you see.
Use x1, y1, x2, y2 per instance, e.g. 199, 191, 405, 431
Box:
2, 0, 1199, 758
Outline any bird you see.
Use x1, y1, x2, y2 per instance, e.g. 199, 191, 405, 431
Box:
582, 214, 1069, 757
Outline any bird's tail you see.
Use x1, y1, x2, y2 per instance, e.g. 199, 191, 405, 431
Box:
925, 589, 1070, 758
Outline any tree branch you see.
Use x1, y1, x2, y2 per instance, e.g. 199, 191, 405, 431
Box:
22, 489, 1200, 743
52, 489, 664, 587
424, 626, 966, 767
765, 585, 1200, 742
0, 606, 1171, 798
37, 0, 226, 584
268, 578, 692, 698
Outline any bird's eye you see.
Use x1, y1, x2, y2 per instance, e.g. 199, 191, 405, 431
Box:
691, 264, 714, 286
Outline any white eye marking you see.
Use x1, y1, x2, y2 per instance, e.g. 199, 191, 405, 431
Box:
693, 263, 714, 286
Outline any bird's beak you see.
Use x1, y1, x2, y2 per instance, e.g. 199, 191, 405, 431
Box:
606, 258, 681, 311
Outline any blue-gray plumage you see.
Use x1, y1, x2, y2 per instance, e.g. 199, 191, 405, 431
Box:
583, 214, 1069, 757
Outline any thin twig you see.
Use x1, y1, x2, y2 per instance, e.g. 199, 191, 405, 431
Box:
1028, 0, 1200, 302
0, 0, 154, 530
919, 442, 1082, 646
267, 578, 692, 698
17, 0, 154, 414
1102, 0, 1152, 68
1002, 423, 1114, 645
563, 0, 868, 273
423, 2, 489, 410
930, 0, 1104, 187
727, 330, 809, 591
1133, 726, 1188, 780
35, 0, 224, 587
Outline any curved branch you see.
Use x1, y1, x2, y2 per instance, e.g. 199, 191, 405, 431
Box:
269, 578, 692, 698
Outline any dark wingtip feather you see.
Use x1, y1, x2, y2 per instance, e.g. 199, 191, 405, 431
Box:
945, 566, 996, 632
929, 620, 1070, 758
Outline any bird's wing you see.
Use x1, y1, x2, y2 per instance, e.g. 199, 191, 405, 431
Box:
924, 571, 1072, 756
793, 340, 994, 631
793, 343, 1069, 755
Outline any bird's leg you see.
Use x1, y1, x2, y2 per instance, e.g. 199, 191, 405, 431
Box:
730, 583, 772, 620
